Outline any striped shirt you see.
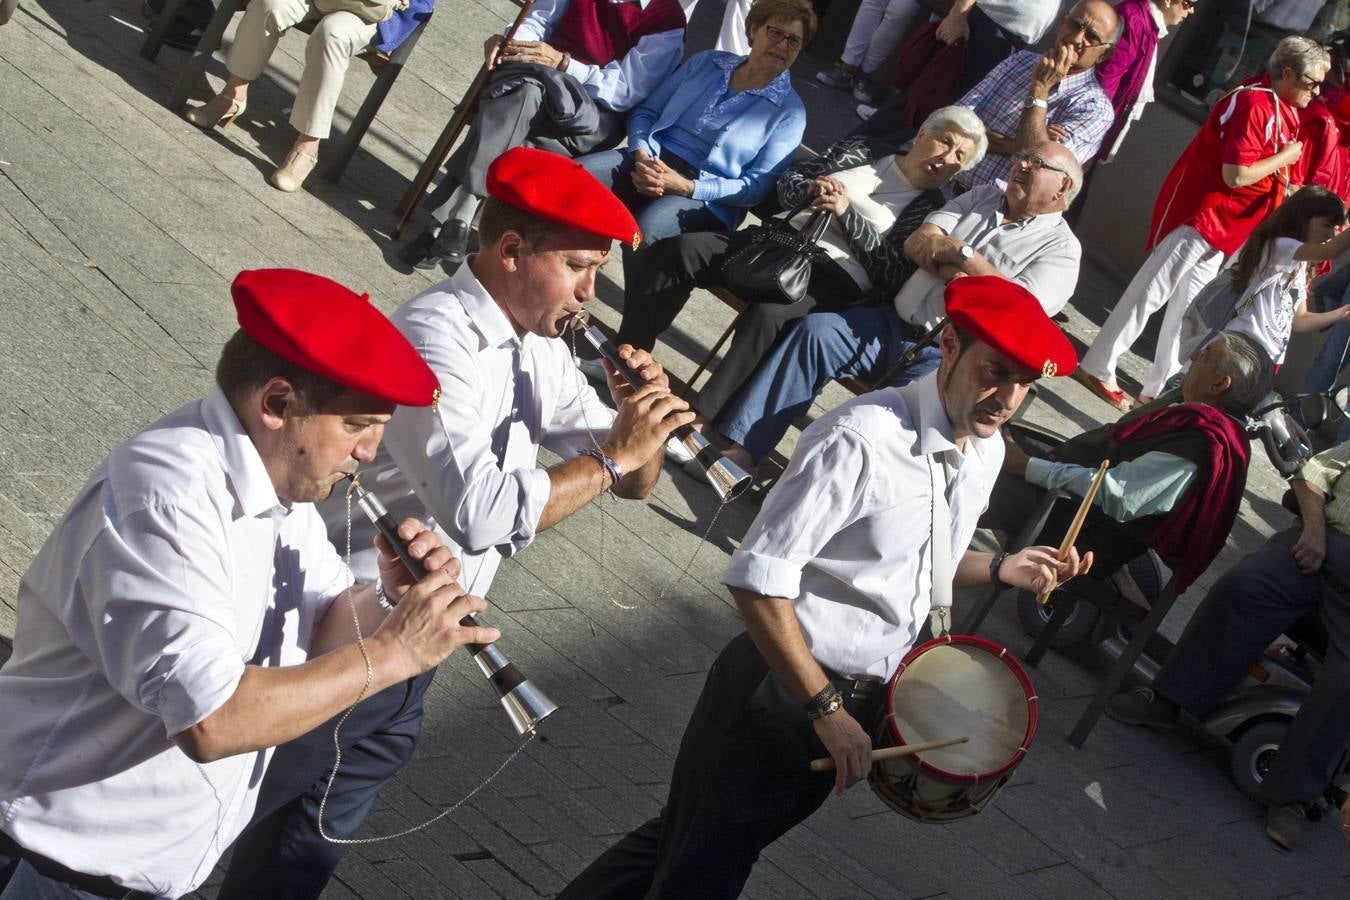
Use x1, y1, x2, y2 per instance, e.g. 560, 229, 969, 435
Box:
955, 50, 1115, 191
1297, 440, 1350, 537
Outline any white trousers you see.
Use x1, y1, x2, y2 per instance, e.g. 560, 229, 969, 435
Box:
841, 0, 919, 72
226, 0, 377, 140
1079, 225, 1224, 398
715, 0, 751, 55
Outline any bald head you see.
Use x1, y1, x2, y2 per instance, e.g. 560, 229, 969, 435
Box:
1005, 141, 1082, 218
1057, 0, 1119, 72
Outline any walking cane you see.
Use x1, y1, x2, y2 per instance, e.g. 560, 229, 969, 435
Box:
392, 0, 536, 238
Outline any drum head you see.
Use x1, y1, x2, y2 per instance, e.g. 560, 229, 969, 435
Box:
887, 639, 1033, 778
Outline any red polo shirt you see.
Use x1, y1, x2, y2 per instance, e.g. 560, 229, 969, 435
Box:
1146, 76, 1300, 256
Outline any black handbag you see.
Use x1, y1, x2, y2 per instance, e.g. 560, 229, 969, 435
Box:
717, 201, 832, 305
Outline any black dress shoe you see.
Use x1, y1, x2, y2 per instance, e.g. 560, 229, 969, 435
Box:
428, 220, 470, 267
397, 225, 441, 269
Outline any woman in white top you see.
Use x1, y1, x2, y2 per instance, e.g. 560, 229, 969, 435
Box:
1222, 186, 1350, 369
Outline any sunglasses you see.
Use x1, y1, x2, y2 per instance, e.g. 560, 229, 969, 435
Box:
764, 25, 804, 51
1062, 15, 1111, 49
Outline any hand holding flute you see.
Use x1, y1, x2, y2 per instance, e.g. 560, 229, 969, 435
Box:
369, 517, 501, 677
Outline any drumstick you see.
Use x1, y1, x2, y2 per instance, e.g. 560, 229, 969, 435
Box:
808, 736, 969, 772
1035, 459, 1110, 606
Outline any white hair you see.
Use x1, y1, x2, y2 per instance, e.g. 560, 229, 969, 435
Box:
917, 105, 989, 173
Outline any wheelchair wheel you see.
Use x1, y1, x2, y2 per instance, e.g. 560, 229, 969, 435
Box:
1016, 590, 1101, 648
1230, 719, 1290, 804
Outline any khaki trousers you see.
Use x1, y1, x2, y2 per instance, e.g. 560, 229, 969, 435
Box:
226, 0, 376, 139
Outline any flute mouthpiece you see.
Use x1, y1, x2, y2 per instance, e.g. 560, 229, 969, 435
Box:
567, 309, 591, 332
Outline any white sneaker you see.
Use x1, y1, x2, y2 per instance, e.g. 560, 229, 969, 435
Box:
851, 77, 877, 105
663, 435, 695, 464
577, 356, 607, 383
855, 102, 878, 120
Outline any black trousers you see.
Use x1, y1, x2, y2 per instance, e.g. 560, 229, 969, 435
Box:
558, 632, 886, 900
1153, 526, 1350, 806
218, 669, 436, 900
619, 230, 867, 421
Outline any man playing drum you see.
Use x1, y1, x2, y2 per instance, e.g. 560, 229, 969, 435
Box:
560, 275, 1094, 899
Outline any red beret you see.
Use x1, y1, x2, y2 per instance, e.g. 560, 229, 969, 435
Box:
231, 269, 440, 407
486, 147, 642, 249
944, 276, 1076, 377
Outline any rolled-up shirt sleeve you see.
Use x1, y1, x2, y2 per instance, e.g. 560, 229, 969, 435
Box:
1297, 442, 1350, 495
75, 502, 247, 739
542, 358, 618, 459
723, 425, 872, 599
382, 340, 551, 558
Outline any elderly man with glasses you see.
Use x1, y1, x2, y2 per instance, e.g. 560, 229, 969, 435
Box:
953, 0, 1120, 193
708, 140, 1083, 470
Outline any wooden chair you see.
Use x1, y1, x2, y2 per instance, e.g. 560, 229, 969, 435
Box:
142, 0, 432, 182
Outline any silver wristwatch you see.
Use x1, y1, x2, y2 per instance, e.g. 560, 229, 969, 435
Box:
957, 243, 975, 262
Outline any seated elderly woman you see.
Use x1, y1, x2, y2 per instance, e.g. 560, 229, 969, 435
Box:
576, 0, 814, 282
184, 0, 431, 192
594, 105, 986, 434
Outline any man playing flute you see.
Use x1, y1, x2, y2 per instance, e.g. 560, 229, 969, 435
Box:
0, 269, 490, 898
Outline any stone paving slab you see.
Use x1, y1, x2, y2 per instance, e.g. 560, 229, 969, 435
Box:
2, 0, 1350, 897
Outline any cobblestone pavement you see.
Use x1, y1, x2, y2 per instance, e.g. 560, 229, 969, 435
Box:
1, 0, 1348, 896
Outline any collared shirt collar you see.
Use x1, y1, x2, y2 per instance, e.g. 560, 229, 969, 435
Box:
713, 52, 794, 106
905, 374, 959, 460
996, 195, 1064, 230
451, 257, 524, 352
201, 385, 287, 521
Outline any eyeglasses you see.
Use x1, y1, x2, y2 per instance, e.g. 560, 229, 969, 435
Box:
1016, 153, 1070, 177
1298, 73, 1324, 90
764, 25, 804, 51
1062, 15, 1112, 49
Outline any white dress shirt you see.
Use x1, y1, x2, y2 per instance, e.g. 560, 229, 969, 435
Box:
0, 387, 351, 897
329, 262, 617, 595
514, 0, 685, 112
893, 184, 1082, 329
722, 374, 1004, 680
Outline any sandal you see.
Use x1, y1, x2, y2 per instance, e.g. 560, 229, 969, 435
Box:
1073, 369, 1132, 412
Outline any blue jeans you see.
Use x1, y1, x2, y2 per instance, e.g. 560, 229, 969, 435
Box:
714, 304, 941, 461
1300, 268, 1350, 442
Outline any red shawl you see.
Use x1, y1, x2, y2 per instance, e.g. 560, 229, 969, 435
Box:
1111, 405, 1250, 591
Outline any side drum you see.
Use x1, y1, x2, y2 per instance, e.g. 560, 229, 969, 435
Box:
868, 635, 1037, 822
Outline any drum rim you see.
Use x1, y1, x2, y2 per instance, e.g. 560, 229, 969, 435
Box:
884, 634, 1038, 782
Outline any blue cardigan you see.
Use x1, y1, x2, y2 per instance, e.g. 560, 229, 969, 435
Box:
627, 50, 806, 228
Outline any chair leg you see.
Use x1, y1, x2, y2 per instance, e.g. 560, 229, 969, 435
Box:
1024, 593, 1074, 668
323, 63, 399, 182
1067, 585, 1178, 748
166, 0, 242, 111
140, 0, 190, 61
